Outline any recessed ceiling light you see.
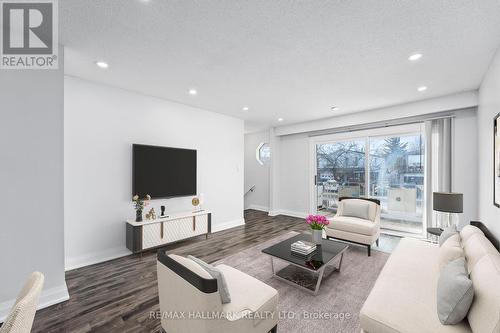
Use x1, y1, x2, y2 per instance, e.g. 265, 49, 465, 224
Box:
277, 118, 284, 122
95, 61, 109, 69
330, 106, 340, 111
242, 106, 249, 111
188, 89, 197, 95
417, 86, 428, 92
408, 53, 423, 61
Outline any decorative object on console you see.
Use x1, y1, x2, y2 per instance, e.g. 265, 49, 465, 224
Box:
494, 112, 500, 207
305, 214, 330, 244
145, 208, 156, 220
132, 194, 151, 222
433, 192, 463, 228
160, 205, 166, 217
192, 197, 200, 210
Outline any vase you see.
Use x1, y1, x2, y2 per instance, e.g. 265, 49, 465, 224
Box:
135, 210, 143, 222
311, 229, 323, 244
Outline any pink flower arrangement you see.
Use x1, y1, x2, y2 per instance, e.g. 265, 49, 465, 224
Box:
305, 214, 330, 230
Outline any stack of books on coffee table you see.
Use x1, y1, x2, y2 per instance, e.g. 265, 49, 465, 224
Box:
291, 240, 317, 258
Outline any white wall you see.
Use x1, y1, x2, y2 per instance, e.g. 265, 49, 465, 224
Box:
477, 47, 500, 239
453, 110, 478, 228
274, 108, 478, 225
244, 131, 270, 211
276, 133, 310, 217
64, 76, 244, 270
0, 50, 68, 320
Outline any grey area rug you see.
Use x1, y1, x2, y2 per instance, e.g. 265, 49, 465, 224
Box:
215, 232, 390, 333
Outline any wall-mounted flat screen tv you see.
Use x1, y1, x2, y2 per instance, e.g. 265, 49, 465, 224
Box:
132, 144, 197, 199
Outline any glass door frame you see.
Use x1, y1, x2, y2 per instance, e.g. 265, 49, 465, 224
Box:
309, 123, 428, 238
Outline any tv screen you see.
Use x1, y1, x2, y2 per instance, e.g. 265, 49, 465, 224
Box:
132, 144, 197, 199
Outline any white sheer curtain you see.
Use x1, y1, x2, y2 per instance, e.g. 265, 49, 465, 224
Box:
425, 118, 453, 228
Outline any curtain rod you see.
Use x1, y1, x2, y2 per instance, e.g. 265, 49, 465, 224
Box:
307, 112, 458, 138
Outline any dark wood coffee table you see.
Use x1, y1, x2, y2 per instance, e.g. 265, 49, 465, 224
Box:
262, 234, 348, 295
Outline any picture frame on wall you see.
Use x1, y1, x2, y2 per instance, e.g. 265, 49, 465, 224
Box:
494, 113, 500, 207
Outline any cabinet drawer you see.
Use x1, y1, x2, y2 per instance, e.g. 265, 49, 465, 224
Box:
139, 213, 210, 249
163, 217, 202, 243
142, 223, 163, 249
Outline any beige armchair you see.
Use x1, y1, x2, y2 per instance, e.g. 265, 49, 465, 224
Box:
325, 197, 381, 256
0, 272, 44, 333
157, 252, 278, 333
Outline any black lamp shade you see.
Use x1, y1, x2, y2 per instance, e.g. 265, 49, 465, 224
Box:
433, 192, 463, 213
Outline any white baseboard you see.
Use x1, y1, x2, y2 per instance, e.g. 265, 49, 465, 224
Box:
0, 283, 69, 323
245, 204, 269, 212
268, 210, 280, 216
212, 218, 245, 233
65, 246, 132, 271
268, 209, 308, 219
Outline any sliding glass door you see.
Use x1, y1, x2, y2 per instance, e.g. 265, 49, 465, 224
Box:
316, 139, 366, 216
368, 134, 425, 234
314, 125, 426, 236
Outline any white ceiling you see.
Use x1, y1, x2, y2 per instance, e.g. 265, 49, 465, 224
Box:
61, 0, 500, 132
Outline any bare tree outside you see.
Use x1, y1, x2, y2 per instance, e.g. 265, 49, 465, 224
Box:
316, 134, 425, 235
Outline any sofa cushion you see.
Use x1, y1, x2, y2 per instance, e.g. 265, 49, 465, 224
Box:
188, 255, 231, 304
467, 254, 500, 333
329, 215, 378, 236
463, 233, 499, 273
438, 234, 465, 270
338, 199, 378, 221
340, 200, 370, 220
460, 225, 484, 244
216, 264, 278, 323
437, 258, 474, 325
440, 225, 458, 247
360, 238, 472, 333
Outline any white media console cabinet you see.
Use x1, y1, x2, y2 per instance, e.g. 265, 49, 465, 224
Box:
126, 210, 211, 253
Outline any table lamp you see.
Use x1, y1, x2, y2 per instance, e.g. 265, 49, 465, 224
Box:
433, 192, 463, 228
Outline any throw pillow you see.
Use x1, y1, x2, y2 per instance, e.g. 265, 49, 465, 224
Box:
341, 200, 370, 220
187, 255, 231, 304
437, 257, 474, 325
439, 225, 458, 247
438, 234, 464, 270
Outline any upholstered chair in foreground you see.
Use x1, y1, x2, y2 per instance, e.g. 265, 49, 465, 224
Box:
0, 272, 44, 333
325, 197, 381, 256
157, 252, 278, 333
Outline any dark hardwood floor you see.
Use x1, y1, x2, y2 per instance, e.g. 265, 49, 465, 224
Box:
31, 210, 307, 333
29, 210, 399, 333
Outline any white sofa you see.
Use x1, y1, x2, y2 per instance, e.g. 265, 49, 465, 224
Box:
325, 197, 381, 256
360, 223, 500, 333
157, 252, 278, 333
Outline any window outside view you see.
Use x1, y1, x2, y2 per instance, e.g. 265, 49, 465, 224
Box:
256, 143, 271, 165
316, 133, 425, 235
